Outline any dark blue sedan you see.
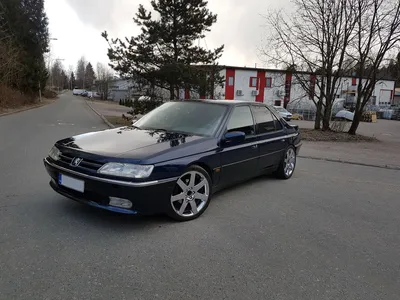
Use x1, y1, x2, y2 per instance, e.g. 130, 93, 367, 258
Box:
44, 100, 302, 221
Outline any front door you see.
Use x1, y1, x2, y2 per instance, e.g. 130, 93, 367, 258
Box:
219, 105, 259, 187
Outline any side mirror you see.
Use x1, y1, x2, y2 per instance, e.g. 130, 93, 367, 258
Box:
222, 131, 245, 146
290, 124, 299, 131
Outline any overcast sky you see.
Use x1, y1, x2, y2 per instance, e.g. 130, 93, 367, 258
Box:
45, 0, 289, 73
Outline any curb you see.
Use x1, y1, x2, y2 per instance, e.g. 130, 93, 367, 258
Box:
0, 101, 53, 117
298, 155, 400, 171
85, 100, 115, 128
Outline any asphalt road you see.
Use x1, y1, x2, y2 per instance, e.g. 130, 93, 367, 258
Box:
1, 93, 399, 300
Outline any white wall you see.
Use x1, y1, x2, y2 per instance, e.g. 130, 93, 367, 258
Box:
264, 72, 286, 105
234, 69, 257, 101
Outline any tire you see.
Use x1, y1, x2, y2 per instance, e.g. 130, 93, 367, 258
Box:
166, 165, 212, 221
275, 146, 297, 179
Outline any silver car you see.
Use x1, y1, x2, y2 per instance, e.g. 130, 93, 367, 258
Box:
273, 106, 293, 121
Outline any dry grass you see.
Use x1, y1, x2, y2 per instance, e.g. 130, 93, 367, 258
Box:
104, 115, 132, 126
0, 84, 36, 111
42, 89, 58, 99
300, 128, 378, 142
0, 85, 57, 114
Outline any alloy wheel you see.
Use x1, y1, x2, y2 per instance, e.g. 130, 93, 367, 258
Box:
170, 170, 210, 218
284, 148, 296, 177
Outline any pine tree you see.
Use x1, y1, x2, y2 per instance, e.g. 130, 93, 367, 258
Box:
102, 0, 224, 100
0, 0, 49, 93
84, 62, 96, 89
69, 72, 76, 89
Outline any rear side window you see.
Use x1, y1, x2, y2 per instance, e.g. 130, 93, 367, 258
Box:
226, 106, 255, 136
268, 107, 284, 130
252, 106, 278, 134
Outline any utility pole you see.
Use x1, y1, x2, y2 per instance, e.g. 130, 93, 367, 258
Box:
48, 38, 58, 90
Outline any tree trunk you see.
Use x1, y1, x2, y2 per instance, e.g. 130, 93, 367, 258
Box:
348, 110, 361, 135
314, 100, 322, 130
322, 103, 332, 131
169, 84, 175, 100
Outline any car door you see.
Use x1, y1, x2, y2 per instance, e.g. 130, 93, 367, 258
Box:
219, 105, 259, 187
251, 105, 288, 171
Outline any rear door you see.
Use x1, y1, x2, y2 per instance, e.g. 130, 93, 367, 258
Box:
219, 105, 259, 186
251, 105, 288, 171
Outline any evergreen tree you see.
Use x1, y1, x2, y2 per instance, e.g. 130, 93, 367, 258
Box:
69, 72, 76, 89
84, 62, 96, 89
102, 0, 224, 100
61, 70, 69, 90
0, 0, 49, 93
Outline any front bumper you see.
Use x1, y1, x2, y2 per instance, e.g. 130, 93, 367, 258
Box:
44, 158, 177, 215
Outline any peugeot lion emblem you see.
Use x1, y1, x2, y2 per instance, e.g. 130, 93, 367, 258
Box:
70, 157, 83, 167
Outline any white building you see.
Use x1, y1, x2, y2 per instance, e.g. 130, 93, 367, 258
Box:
183, 65, 396, 110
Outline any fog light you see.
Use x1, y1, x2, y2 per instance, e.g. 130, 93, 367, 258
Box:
109, 197, 132, 209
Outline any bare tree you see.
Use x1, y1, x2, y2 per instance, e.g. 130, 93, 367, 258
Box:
50, 60, 66, 91
96, 62, 114, 100
262, 0, 358, 130
347, 0, 400, 134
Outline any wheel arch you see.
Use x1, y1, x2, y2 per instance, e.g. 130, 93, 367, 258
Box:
188, 161, 214, 183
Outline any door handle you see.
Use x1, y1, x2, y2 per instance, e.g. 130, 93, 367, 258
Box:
251, 144, 258, 149
281, 139, 286, 142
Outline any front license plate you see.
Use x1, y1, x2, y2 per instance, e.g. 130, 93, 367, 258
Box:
58, 174, 85, 193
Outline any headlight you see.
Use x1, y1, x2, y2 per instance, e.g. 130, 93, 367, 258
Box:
98, 163, 154, 178
48, 146, 61, 161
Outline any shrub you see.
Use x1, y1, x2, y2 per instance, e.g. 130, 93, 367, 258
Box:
42, 89, 57, 99
132, 97, 163, 115
0, 84, 35, 109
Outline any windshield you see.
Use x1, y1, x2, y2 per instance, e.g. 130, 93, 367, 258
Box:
134, 101, 228, 136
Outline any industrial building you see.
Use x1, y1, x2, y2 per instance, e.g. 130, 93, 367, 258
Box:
183, 66, 396, 111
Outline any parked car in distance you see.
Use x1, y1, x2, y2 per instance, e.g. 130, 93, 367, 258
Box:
273, 106, 293, 121
72, 88, 84, 95
44, 100, 302, 221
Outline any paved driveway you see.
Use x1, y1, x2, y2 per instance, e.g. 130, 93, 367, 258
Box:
1, 94, 399, 299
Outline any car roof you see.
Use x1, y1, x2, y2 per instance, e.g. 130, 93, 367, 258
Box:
182, 99, 271, 107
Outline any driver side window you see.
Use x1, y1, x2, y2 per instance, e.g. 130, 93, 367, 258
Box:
226, 106, 255, 136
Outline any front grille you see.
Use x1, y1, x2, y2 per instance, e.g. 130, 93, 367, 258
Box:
59, 152, 104, 171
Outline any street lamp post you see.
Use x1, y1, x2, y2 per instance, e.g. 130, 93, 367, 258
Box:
48, 38, 58, 90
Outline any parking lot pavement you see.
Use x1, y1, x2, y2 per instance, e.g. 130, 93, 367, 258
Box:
1, 94, 400, 299
292, 120, 400, 169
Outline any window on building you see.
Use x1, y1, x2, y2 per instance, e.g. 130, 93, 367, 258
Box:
227, 76, 234, 86
266, 77, 272, 88
252, 106, 277, 134
249, 77, 258, 88
226, 106, 255, 136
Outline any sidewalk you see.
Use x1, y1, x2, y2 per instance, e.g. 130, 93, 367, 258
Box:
299, 141, 400, 170
293, 120, 400, 170
86, 99, 131, 117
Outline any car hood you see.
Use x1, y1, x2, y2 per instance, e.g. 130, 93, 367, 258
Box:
56, 126, 217, 163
